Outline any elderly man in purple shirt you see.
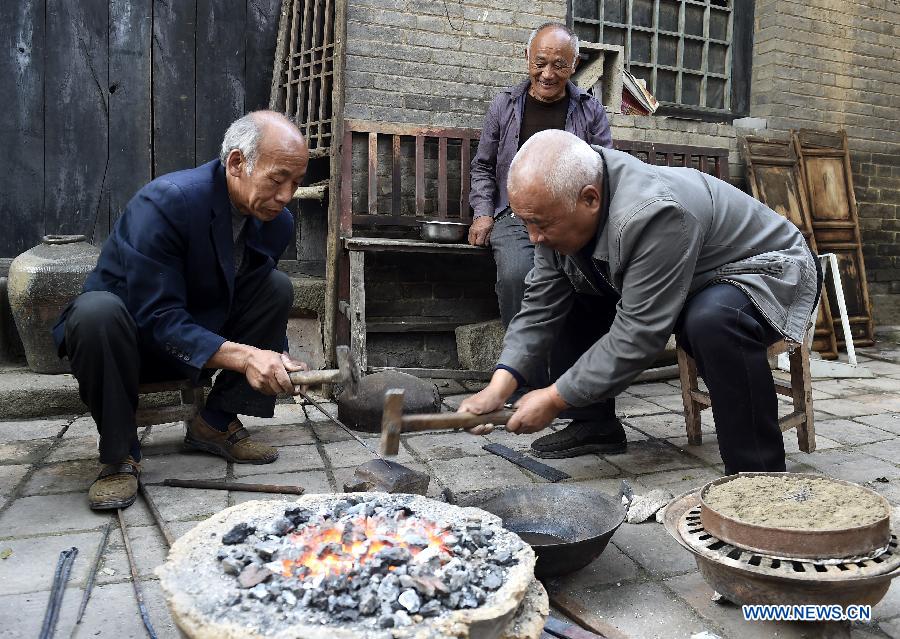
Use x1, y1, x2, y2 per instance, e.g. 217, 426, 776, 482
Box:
468, 22, 625, 459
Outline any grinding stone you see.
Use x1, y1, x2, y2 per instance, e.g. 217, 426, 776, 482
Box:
337, 370, 441, 433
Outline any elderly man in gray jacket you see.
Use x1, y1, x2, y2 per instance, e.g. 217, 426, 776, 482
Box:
459, 130, 820, 473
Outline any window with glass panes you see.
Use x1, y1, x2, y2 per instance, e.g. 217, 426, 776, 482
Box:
572, 0, 742, 115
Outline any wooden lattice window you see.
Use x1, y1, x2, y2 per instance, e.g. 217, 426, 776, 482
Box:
270, 0, 337, 151
571, 0, 753, 118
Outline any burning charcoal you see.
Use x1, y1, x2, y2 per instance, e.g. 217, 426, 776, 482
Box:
377, 574, 400, 603
377, 615, 395, 629
359, 591, 378, 615
418, 599, 442, 618
222, 522, 256, 545
491, 549, 515, 566
446, 592, 461, 609
238, 564, 273, 589
460, 588, 479, 609
317, 541, 343, 558
336, 608, 360, 622
266, 516, 295, 537
248, 583, 270, 601
398, 589, 421, 613
221, 558, 243, 576
375, 546, 412, 566
335, 594, 357, 610
447, 570, 467, 590
282, 590, 297, 607
331, 500, 351, 518
393, 610, 412, 627
283, 507, 312, 527
254, 541, 280, 561
403, 534, 429, 549
481, 570, 502, 591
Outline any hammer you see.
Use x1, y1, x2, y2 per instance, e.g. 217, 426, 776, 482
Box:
379, 388, 515, 456
287, 345, 361, 396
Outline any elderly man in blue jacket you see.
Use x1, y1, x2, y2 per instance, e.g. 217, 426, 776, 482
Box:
469, 22, 623, 459
53, 111, 309, 510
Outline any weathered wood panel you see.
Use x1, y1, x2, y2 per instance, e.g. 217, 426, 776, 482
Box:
152, 0, 197, 176
107, 0, 152, 232
1, 0, 45, 255
0, 0, 284, 258
44, 0, 109, 240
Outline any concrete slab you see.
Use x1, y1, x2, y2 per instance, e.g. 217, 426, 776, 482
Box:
0, 369, 84, 419
321, 438, 416, 468
606, 439, 702, 475
873, 580, 900, 623
551, 579, 708, 638
670, 434, 723, 466
664, 571, 850, 639
547, 542, 640, 589
303, 400, 339, 423
0, 530, 102, 595
232, 443, 324, 477
791, 449, 900, 485
310, 419, 353, 443
616, 394, 669, 417
241, 420, 317, 447
0, 464, 28, 496
846, 377, 900, 394
647, 395, 691, 413
814, 419, 897, 446
429, 455, 533, 500
625, 412, 695, 439
634, 466, 723, 496
228, 469, 332, 504
625, 382, 681, 398
523, 453, 620, 481
783, 430, 841, 454
139, 451, 227, 484
815, 398, 885, 418
45, 435, 99, 462
97, 523, 169, 585
0, 439, 53, 466
840, 393, 900, 414
612, 522, 698, 577
20, 458, 98, 496
63, 415, 99, 438
403, 430, 493, 460
0, 417, 68, 443
0, 493, 109, 536
853, 413, 900, 436
140, 485, 227, 522
240, 403, 310, 428
856, 438, 900, 465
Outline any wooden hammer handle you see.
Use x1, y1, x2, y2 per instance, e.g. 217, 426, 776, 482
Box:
288, 369, 340, 385
400, 409, 516, 432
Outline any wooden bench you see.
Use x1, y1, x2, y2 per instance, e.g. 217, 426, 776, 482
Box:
335, 119, 732, 379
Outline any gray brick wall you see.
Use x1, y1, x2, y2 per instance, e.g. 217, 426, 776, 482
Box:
344, 0, 564, 128
751, 0, 900, 322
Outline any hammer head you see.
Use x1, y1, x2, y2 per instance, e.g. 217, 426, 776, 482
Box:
335, 346, 362, 397
379, 388, 405, 456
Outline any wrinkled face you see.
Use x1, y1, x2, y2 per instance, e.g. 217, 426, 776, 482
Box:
509, 180, 601, 255
527, 28, 578, 103
227, 131, 308, 222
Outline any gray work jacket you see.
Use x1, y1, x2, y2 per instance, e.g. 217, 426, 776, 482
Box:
470, 79, 612, 219
498, 147, 819, 408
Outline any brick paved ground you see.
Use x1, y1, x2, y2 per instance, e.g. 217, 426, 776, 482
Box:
1, 335, 898, 638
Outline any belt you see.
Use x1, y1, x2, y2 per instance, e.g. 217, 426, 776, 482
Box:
494, 208, 516, 221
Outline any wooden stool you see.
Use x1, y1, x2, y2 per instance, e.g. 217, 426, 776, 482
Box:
675, 338, 816, 453
135, 379, 207, 429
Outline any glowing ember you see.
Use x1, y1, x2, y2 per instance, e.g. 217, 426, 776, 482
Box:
280, 513, 452, 579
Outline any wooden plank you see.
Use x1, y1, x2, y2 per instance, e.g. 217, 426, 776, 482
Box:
348, 250, 367, 373
677, 343, 704, 445
343, 237, 488, 254
339, 129, 353, 235
368, 367, 493, 381
392, 135, 402, 215
295, 0, 314, 124
367, 132, 378, 216
195, 0, 246, 163
305, 0, 324, 140
345, 119, 482, 139
44, 0, 109, 240
153, 0, 196, 176
0, 0, 45, 256
107, 0, 153, 237
267, 0, 292, 110
415, 135, 425, 214
460, 137, 471, 221
285, 0, 300, 117
438, 137, 448, 218
246, 0, 283, 111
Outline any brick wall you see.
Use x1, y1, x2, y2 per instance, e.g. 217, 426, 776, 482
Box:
751, 0, 900, 322
344, 0, 564, 128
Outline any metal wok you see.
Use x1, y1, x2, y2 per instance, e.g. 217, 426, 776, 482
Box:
479, 484, 626, 578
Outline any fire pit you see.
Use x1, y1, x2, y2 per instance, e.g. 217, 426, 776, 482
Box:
157, 493, 544, 639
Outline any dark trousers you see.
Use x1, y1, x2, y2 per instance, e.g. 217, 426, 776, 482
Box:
675, 283, 786, 473
492, 213, 616, 423
64, 269, 293, 464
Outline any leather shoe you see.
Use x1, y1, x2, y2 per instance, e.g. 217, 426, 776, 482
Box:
89, 456, 140, 510
530, 419, 627, 458
185, 414, 278, 464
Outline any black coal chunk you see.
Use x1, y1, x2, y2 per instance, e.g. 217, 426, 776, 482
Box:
283, 507, 313, 527
222, 523, 256, 545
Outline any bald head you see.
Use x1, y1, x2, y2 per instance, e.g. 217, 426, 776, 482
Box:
507, 130, 604, 255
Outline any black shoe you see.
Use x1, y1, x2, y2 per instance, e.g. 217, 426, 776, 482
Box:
530, 419, 627, 458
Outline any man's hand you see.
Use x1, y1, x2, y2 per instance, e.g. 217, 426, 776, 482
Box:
468, 216, 494, 246
281, 352, 310, 395
457, 368, 518, 435
506, 384, 570, 434
242, 348, 296, 396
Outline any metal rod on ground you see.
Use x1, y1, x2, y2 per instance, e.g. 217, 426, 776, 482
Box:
73, 519, 113, 626
39, 546, 79, 639
161, 478, 305, 495
117, 508, 158, 639
298, 389, 390, 465
138, 478, 176, 547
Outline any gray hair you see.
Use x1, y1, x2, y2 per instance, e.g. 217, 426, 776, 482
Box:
220, 114, 263, 173
526, 22, 579, 67
509, 130, 602, 207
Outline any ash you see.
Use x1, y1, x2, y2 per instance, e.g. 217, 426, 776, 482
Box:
209, 494, 523, 633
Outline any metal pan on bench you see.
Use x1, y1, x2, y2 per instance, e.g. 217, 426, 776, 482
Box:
420, 220, 468, 243
479, 483, 626, 578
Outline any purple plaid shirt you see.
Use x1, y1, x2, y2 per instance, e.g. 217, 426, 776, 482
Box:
470, 79, 613, 219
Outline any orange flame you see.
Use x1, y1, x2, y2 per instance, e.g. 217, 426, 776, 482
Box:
280, 514, 451, 580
